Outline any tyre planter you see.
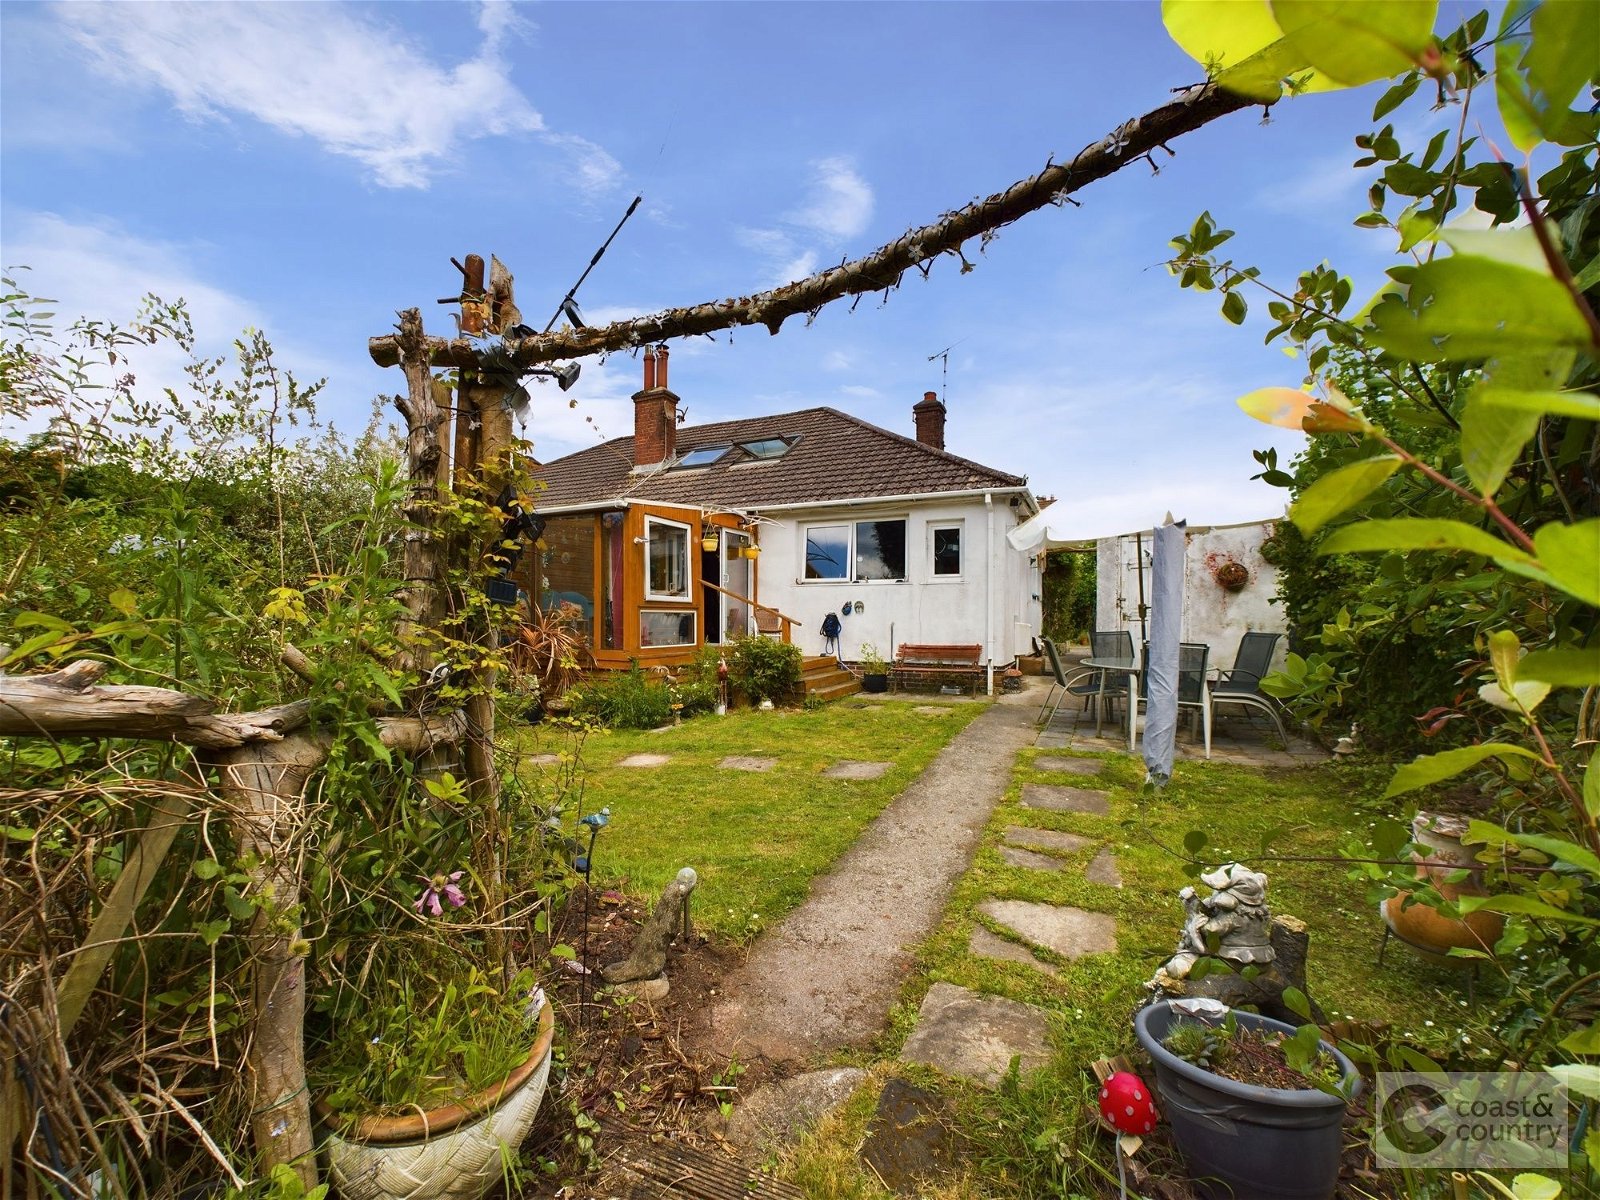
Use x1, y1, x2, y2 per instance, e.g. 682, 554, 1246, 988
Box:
317, 1001, 555, 1200
1379, 810, 1503, 962
1134, 1001, 1359, 1200
862, 673, 889, 694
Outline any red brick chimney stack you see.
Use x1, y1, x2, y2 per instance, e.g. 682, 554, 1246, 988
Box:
913, 390, 946, 451
632, 345, 679, 469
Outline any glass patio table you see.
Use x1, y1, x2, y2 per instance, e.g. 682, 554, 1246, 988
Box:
1083, 656, 1140, 753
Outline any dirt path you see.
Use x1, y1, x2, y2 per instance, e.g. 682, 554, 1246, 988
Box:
688, 690, 1039, 1066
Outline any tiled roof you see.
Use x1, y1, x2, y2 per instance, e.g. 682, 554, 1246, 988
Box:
532, 406, 1026, 511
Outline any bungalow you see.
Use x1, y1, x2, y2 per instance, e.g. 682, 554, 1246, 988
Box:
519, 345, 1042, 692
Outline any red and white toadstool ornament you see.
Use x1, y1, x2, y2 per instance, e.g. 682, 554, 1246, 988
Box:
1098, 1070, 1158, 1135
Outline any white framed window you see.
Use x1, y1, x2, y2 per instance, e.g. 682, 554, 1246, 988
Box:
640, 609, 696, 646
644, 517, 691, 600
931, 523, 963, 578
802, 518, 908, 582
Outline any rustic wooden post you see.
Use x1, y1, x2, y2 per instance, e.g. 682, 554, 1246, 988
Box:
218, 735, 327, 1189
392, 308, 449, 667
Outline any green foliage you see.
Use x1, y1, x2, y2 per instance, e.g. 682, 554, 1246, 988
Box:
568, 664, 675, 729
1162, 1020, 1222, 1069
727, 633, 802, 703
1041, 549, 1096, 643
856, 641, 888, 674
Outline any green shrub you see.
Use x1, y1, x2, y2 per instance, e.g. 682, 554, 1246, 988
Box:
567, 665, 673, 729
727, 635, 801, 704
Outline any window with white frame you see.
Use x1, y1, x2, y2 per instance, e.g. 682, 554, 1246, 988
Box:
803, 519, 908, 581
644, 517, 691, 600
931, 523, 963, 577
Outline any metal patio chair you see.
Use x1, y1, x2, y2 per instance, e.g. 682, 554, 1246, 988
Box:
1038, 637, 1109, 727
1210, 631, 1290, 746
1088, 630, 1135, 736
1138, 640, 1213, 758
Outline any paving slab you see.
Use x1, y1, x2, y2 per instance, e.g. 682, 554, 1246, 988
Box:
1020, 783, 1109, 815
914, 705, 954, 715
723, 1067, 867, 1152
999, 845, 1068, 872
978, 900, 1117, 959
617, 753, 671, 768
719, 755, 778, 772
1034, 756, 1104, 776
1002, 825, 1093, 854
524, 753, 561, 766
821, 760, 892, 781
899, 981, 1053, 1087
1086, 849, 1124, 888
858, 1078, 958, 1190
968, 926, 1058, 977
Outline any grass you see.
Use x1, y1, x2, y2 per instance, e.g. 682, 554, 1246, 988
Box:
523, 696, 1478, 1197
512, 697, 986, 938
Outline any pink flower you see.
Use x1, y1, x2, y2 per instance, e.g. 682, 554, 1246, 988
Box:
414, 870, 467, 917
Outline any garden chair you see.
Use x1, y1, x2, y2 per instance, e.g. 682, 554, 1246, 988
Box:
1037, 637, 1107, 726
1088, 630, 1135, 736
1138, 641, 1213, 758
1210, 631, 1290, 746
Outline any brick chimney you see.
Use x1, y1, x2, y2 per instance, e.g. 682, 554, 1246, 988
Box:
632, 345, 679, 469
913, 390, 946, 451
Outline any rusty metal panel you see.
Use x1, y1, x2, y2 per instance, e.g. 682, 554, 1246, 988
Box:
598, 1120, 806, 1200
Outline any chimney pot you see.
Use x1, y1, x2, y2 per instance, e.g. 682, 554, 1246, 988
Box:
912, 390, 946, 451
632, 348, 680, 469
656, 344, 669, 390
643, 347, 656, 391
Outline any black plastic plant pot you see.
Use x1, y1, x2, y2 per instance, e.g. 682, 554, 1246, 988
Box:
862, 673, 889, 694
1133, 1001, 1360, 1200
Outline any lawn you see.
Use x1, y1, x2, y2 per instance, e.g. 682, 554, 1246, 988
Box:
512, 697, 986, 939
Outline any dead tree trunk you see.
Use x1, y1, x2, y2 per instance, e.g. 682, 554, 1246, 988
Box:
368, 83, 1251, 372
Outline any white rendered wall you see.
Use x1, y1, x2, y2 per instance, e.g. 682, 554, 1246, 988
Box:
751, 497, 1039, 668
1094, 520, 1286, 672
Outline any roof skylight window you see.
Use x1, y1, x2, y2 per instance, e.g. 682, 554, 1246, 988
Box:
674, 444, 731, 468
738, 437, 795, 460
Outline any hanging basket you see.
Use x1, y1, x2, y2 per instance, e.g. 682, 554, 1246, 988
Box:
1214, 561, 1250, 591
317, 1001, 556, 1200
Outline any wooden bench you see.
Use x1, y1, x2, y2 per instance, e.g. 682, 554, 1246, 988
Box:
890, 643, 985, 695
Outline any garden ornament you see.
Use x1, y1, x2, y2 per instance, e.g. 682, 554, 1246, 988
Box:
1160, 863, 1274, 979
1098, 1070, 1157, 1135
602, 867, 699, 985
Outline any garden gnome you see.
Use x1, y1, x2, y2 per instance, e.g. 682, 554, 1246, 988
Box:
1160, 863, 1274, 979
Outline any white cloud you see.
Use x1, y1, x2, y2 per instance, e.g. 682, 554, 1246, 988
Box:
786, 157, 874, 240
1, 210, 349, 437
737, 157, 875, 287
821, 350, 855, 372
54, 1, 614, 191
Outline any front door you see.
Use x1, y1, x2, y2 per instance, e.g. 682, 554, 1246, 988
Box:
718, 530, 752, 642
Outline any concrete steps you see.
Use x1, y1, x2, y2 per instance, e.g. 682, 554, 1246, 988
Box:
800, 655, 861, 701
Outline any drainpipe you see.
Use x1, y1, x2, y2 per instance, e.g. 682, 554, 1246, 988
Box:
985, 492, 996, 696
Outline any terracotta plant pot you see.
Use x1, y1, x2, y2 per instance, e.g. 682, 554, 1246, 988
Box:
317, 1001, 556, 1200
1379, 810, 1504, 961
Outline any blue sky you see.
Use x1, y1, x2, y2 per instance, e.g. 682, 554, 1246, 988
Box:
1, 1, 1482, 533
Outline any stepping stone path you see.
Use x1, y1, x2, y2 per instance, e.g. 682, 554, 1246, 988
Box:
822, 760, 892, 781
914, 705, 952, 715
900, 982, 1053, 1087
1034, 756, 1104, 776
1003, 825, 1093, 854
1086, 848, 1124, 888
1000, 845, 1067, 872
859, 1078, 959, 1190
524, 753, 561, 766
617, 753, 671, 768
978, 899, 1117, 959
723, 1067, 867, 1152
1020, 783, 1109, 814
719, 755, 777, 772
968, 926, 1058, 976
